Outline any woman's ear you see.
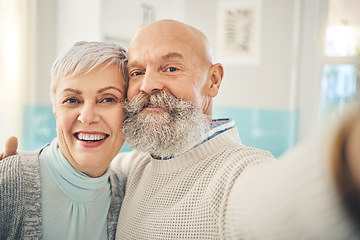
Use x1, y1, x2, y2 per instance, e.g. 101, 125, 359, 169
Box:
208, 63, 224, 97
52, 103, 57, 120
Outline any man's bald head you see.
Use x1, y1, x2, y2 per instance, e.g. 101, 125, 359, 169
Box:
129, 19, 213, 66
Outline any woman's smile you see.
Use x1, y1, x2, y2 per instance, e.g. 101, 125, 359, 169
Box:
74, 132, 109, 148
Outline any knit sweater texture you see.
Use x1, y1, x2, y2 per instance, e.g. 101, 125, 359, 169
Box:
225, 134, 360, 240
0, 148, 126, 240
111, 127, 275, 239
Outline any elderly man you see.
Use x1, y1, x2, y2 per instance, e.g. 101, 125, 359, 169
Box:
112, 20, 275, 239
2, 19, 360, 239
112, 20, 359, 239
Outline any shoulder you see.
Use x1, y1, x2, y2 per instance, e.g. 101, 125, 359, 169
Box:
0, 149, 42, 193
0, 155, 23, 187
0, 149, 42, 198
18, 150, 42, 174
0, 154, 21, 168
0, 149, 43, 238
1, 150, 42, 177
111, 150, 150, 176
0, 155, 25, 236
210, 139, 275, 175
109, 169, 127, 204
206, 126, 275, 167
109, 169, 127, 191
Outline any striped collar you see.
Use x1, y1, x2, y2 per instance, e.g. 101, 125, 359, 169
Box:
159, 119, 236, 160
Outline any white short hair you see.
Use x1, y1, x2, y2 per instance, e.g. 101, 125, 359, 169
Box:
50, 41, 127, 102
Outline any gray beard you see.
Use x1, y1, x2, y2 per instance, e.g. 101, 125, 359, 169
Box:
123, 91, 210, 157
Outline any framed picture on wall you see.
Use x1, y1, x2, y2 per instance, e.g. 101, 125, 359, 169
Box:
217, 0, 261, 65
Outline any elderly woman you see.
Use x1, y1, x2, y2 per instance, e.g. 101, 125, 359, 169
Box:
0, 41, 127, 239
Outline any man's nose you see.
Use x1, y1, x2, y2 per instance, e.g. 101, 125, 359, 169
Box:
77, 102, 100, 125
139, 70, 164, 94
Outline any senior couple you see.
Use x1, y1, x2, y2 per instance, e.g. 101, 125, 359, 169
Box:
1, 19, 360, 239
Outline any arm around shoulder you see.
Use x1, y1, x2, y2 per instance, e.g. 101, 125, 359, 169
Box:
0, 155, 25, 239
225, 122, 360, 239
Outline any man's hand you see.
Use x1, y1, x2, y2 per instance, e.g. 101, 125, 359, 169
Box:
0, 136, 18, 160
331, 107, 360, 227
346, 117, 360, 189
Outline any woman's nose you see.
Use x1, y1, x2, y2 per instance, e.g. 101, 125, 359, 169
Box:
77, 102, 100, 125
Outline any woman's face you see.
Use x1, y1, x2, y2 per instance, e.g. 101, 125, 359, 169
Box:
53, 64, 126, 177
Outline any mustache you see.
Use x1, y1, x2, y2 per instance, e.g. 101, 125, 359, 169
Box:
122, 90, 209, 157
124, 91, 191, 115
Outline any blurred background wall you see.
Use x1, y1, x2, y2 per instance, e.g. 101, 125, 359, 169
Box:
0, 0, 359, 157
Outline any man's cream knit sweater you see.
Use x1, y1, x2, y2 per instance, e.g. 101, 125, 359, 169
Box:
112, 126, 360, 239
111, 127, 274, 239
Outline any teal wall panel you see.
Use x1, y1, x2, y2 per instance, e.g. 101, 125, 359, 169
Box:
23, 105, 56, 151
213, 105, 298, 157
22, 105, 298, 157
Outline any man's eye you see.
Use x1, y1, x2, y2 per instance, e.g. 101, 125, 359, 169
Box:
166, 67, 178, 72
131, 71, 143, 76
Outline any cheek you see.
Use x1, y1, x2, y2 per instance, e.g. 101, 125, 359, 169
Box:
106, 108, 125, 157
173, 83, 203, 104
127, 82, 139, 99
55, 108, 76, 136
176, 72, 208, 101
108, 107, 125, 133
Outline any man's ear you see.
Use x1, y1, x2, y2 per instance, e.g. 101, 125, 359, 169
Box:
208, 63, 224, 97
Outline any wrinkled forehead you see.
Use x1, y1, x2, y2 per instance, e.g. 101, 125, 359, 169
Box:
128, 29, 211, 66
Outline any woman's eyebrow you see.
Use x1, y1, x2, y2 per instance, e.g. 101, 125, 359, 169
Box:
97, 86, 124, 94
61, 88, 82, 94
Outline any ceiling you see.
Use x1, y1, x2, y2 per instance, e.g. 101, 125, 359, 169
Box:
328, 0, 360, 26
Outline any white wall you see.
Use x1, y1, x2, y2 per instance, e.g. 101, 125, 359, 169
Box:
0, 0, 328, 150
101, 0, 185, 47
186, 0, 300, 110
297, 0, 328, 140
57, 0, 102, 56
185, 0, 327, 141
28, 0, 103, 106
0, 0, 103, 149
31, 0, 57, 105
101, 0, 306, 111
0, 0, 28, 149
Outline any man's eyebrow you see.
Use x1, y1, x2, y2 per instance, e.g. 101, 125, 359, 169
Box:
162, 52, 183, 60
126, 61, 140, 69
97, 86, 124, 94
126, 52, 183, 69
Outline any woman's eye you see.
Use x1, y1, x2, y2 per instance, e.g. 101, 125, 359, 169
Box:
63, 98, 80, 104
100, 97, 116, 103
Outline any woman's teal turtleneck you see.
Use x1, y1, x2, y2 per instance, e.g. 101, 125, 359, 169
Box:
39, 138, 111, 240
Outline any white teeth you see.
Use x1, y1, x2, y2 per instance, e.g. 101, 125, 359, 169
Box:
77, 133, 107, 141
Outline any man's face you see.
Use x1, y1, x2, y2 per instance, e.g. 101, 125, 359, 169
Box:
122, 20, 222, 157
126, 30, 213, 113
